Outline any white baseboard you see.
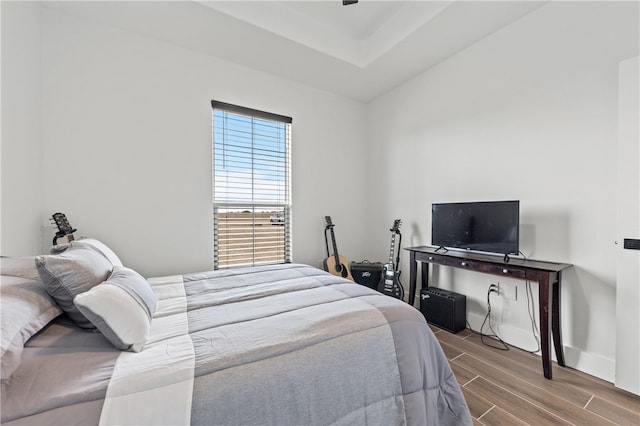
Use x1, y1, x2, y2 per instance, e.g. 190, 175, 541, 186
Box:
564, 345, 615, 383
467, 313, 615, 383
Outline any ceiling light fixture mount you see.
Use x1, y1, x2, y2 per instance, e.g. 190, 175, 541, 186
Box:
342, 1, 358, 5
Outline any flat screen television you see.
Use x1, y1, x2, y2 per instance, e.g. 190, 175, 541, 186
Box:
431, 200, 520, 256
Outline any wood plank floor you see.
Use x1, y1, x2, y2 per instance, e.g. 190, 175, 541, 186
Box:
431, 326, 640, 425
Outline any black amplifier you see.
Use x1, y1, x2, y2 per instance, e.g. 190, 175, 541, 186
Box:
350, 260, 384, 290
420, 287, 466, 333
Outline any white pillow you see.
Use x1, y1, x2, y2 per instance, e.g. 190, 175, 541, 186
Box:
74, 266, 157, 352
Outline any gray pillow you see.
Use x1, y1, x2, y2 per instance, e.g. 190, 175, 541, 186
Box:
36, 242, 114, 329
1, 275, 62, 380
0, 256, 41, 281
74, 266, 157, 352
76, 238, 123, 267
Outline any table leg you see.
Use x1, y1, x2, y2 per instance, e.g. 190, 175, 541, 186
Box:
409, 251, 417, 306
552, 272, 565, 367
539, 275, 553, 379
421, 262, 429, 288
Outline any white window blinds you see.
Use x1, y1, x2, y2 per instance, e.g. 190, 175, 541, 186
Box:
212, 100, 292, 268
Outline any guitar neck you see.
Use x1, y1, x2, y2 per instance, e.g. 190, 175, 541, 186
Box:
329, 228, 341, 263
387, 234, 396, 271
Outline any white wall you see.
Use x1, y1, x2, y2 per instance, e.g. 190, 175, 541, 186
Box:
1, 1, 43, 255
32, 6, 367, 277
366, 1, 639, 381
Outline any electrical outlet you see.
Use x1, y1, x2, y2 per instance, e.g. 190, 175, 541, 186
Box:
489, 280, 500, 294
489, 280, 518, 300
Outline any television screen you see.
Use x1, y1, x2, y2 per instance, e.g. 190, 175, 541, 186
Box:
431, 200, 519, 255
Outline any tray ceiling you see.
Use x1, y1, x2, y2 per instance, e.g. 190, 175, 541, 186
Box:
43, 1, 546, 101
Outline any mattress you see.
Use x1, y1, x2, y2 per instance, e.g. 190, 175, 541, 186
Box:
1, 262, 471, 425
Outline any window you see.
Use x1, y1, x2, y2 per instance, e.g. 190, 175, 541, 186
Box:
211, 100, 292, 269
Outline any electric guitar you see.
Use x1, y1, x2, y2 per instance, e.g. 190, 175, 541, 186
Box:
51, 212, 77, 245
323, 216, 353, 281
378, 219, 404, 300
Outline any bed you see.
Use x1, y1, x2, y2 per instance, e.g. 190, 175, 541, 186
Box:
1, 239, 471, 425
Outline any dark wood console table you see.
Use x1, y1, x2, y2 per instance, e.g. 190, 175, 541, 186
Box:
406, 246, 572, 379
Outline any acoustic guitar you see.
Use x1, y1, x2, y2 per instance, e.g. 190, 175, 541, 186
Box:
378, 219, 404, 300
323, 216, 353, 281
51, 212, 77, 245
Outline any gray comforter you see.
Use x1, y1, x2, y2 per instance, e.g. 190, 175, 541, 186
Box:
2, 263, 471, 425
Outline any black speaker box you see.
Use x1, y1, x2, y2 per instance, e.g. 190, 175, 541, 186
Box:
420, 287, 466, 333
350, 261, 384, 290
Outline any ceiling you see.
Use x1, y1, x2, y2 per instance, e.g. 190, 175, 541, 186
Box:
44, 1, 546, 102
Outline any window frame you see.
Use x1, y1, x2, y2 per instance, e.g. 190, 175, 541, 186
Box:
211, 100, 292, 269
